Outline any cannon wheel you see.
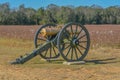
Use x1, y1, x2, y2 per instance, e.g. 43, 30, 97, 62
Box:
57, 22, 90, 62
34, 24, 60, 60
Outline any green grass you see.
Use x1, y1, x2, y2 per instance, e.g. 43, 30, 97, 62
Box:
0, 37, 120, 68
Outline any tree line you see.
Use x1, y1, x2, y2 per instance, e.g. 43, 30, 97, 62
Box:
0, 3, 120, 25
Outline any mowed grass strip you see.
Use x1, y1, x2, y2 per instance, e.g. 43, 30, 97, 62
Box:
0, 37, 120, 66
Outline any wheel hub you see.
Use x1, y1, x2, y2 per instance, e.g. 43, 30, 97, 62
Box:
72, 39, 79, 46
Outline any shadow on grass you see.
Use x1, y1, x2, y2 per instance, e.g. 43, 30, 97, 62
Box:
33, 57, 120, 65
85, 57, 120, 64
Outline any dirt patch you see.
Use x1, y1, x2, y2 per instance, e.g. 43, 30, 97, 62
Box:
0, 64, 120, 80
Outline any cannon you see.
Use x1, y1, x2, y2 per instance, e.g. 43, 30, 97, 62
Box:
11, 22, 90, 64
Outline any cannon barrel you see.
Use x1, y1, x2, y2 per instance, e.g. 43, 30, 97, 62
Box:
41, 26, 79, 37
41, 27, 60, 36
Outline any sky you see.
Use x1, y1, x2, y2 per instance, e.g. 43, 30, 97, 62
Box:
0, 0, 120, 9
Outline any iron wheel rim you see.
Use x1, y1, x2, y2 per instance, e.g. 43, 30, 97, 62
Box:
57, 22, 90, 62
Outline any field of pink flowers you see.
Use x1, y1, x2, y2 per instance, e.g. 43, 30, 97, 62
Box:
0, 25, 120, 48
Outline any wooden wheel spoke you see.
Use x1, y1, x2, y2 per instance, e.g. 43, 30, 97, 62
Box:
76, 28, 83, 38
74, 47, 79, 60
70, 25, 74, 37
73, 25, 78, 38
78, 44, 86, 49
65, 29, 72, 39
44, 48, 49, 57
75, 25, 78, 33
71, 48, 73, 60
79, 41, 87, 43
53, 47, 57, 56
64, 45, 70, 50
78, 34, 86, 40
76, 46, 83, 55
50, 47, 52, 58
65, 47, 72, 57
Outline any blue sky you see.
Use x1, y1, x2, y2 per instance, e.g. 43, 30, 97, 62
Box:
0, 0, 119, 9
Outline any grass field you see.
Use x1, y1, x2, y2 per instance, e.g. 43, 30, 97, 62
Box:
0, 25, 120, 80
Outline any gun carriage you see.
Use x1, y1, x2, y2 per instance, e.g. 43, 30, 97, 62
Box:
11, 22, 90, 64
